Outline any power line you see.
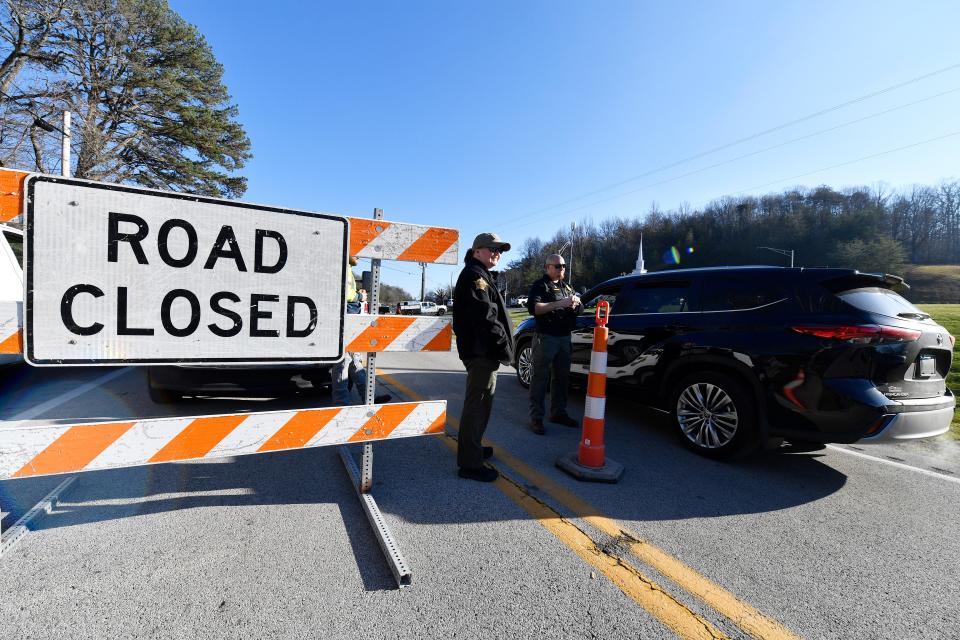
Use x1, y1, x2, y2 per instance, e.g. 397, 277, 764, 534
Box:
504, 130, 960, 234
380, 263, 419, 276
499, 86, 960, 232
497, 62, 960, 229
0, 87, 84, 160
738, 129, 960, 194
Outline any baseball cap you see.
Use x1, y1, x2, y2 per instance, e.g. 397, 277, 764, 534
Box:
471, 232, 511, 252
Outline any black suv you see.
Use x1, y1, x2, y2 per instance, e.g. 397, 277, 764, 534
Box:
513, 266, 955, 458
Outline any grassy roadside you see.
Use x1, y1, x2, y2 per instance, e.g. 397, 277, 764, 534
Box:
508, 308, 528, 330
903, 265, 960, 304
918, 304, 960, 439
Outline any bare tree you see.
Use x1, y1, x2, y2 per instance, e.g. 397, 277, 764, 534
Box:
0, 0, 66, 94
0, 0, 70, 169
0, 0, 250, 196
936, 180, 960, 262
430, 286, 452, 303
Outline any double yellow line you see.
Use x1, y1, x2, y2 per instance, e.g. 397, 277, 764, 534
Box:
379, 371, 800, 640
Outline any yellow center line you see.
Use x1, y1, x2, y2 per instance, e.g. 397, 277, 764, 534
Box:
435, 432, 727, 640
378, 369, 800, 640
378, 371, 725, 639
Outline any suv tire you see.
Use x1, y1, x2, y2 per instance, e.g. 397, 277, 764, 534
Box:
515, 339, 533, 389
670, 371, 758, 459
148, 374, 180, 404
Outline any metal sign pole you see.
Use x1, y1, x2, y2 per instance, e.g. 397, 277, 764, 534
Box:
337, 206, 412, 587
361, 207, 384, 493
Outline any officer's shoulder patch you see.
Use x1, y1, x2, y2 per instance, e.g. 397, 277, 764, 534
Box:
475, 278, 488, 292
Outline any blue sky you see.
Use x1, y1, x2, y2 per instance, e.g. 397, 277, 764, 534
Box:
170, 0, 960, 296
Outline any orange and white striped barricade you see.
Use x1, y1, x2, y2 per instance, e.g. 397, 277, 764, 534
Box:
0, 300, 21, 360
556, 300, 624, 482
0, 308, 453, 362
0, 168, 28, 224
0, 167, 460, 265
0, 169, 457, 586
1, 402, 447, 480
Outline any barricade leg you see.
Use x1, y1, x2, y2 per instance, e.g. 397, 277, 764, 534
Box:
1, 475, 76, 559
338, 206, 412, 588
338, 446, 412, 587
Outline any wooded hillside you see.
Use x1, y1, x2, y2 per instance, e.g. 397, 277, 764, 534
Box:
502, 181, 960, 303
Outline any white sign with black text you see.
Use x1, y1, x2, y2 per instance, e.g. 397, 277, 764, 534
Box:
24, 176, 347, 365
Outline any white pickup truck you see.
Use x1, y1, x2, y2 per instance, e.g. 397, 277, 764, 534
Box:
397, 300, 447, 316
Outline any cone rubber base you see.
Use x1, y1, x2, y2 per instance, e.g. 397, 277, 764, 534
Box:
556, 452, 624, 483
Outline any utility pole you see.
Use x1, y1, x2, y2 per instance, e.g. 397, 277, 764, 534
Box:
61, 111, 70, 177
569, 222, 575, 288
419, 262, 426, 301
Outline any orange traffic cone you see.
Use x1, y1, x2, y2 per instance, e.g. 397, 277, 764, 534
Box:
556, 300, 624, 482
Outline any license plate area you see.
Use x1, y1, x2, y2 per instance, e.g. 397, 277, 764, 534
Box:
918, 355, 937, 378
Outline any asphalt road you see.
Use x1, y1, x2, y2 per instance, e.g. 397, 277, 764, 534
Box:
1, 353, 959, 639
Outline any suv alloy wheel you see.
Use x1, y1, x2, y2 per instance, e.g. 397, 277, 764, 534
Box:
516, 339, 533, 388
671, 371, 758, 458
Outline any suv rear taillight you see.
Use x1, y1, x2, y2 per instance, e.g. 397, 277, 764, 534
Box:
790, 324, 922, 344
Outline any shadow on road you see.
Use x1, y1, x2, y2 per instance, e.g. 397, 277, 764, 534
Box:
2, 368, 851, 533
0, 365, 869, 594
0, 446, 398, 591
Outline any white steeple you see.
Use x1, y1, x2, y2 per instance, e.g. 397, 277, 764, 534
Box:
633, 234, 647, 274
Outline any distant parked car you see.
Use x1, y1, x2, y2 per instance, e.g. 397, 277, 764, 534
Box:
398, 300, 447, 315
515, 295, 528, 308
513, 266, 955, 458
419, 301, 447, 315
0, 223, 23, 367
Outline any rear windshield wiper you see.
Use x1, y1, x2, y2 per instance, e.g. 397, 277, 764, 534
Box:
898, 311, 931, 320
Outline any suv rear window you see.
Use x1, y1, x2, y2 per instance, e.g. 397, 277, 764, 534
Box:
615, 280, 695, 314
702, 276, 787, 312
836, 286, 926, 319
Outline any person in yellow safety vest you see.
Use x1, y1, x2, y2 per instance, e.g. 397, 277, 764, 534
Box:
331, 256, 391, 405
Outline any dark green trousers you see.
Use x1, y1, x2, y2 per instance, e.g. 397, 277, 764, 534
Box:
528, 332, 572, 420
458, 357, 500, 469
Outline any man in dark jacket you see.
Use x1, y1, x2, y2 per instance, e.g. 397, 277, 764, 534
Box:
526, 254, 580, 434
452, 232, 514, 482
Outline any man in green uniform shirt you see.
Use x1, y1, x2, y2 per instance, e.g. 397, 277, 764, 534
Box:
526, 254, 581, 434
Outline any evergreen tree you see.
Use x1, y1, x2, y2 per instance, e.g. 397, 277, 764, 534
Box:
0, 0, 250, 197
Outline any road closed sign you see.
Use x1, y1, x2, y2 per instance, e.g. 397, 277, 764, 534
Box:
24, 176, 348, 365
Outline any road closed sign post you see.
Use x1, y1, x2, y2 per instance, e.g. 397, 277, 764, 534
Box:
23, 176, 348, 365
